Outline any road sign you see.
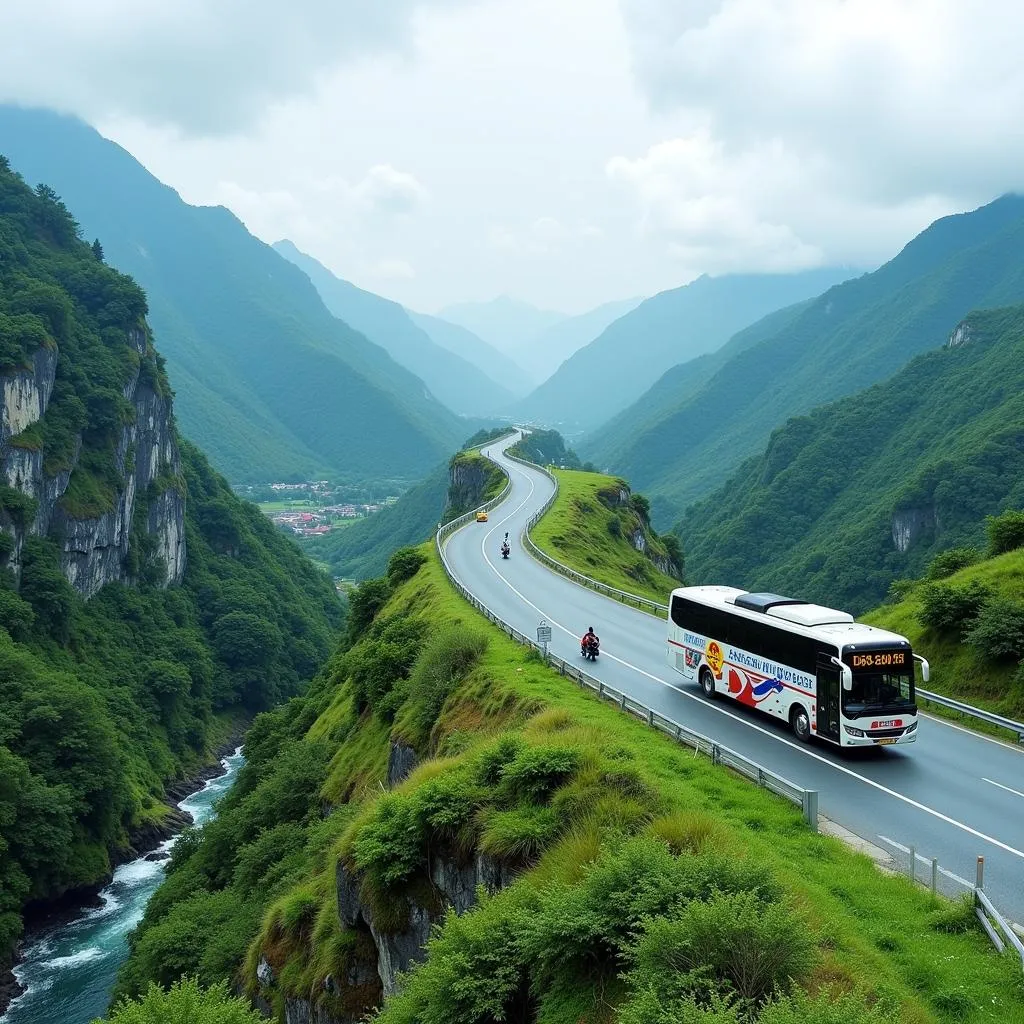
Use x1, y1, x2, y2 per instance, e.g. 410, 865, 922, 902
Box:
537, 619, 552, 654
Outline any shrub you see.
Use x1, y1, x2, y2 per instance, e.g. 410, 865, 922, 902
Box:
403, 626, 488, 739
387, 546, 427, 584
917, 580, 990, 638
964, 598, 1024, 661
925, 546, 981, 580
345, 576, 391, 644
498, 745, 580, 803
886, 578, 917, 604
102, 978, 263, 1023
626, 889, 816, 1005
986, 509, 1024, 557
758, 989, 900, 1024
477, 806, 560, 861
608, 517, 622, 539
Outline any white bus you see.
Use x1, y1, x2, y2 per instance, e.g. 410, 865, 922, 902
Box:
666, 586, 929, 748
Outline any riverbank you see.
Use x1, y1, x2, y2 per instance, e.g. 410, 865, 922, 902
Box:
0, 728, 248, 1019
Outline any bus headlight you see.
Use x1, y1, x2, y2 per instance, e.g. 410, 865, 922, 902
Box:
844, 726, 865, 737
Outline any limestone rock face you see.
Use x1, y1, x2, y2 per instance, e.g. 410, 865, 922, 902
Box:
0, 332, 186, 595
892, 506, 936, 553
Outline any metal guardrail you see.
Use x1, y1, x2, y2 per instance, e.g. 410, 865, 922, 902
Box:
502, 451, 670, 617
434, 469, 819, 831
916, 688, 1024, 745
436, 438, 1023, 961
502, 448, 1024, 749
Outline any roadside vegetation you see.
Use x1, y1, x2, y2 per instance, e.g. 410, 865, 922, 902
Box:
865, 509, 1024, 721
116, 542, 1024, 1024
529, 468, 683, 604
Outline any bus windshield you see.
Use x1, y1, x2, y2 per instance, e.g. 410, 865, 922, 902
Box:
844, 671, 915, 715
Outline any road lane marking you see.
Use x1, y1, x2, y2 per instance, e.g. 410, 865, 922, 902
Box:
920, 710, 1024, 753
461, 450, 1024, 865
983, 778, 1024, 800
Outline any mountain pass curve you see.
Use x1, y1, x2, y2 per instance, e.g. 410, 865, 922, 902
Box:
442, 435, 1024, 923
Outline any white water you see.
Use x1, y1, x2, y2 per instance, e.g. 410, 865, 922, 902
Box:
1, 748, 245, 1024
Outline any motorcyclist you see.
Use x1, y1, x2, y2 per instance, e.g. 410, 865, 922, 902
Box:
500, 531, 510, 558
580, 626, 599, 656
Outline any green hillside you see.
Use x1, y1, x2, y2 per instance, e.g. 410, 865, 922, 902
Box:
0, 106, 465, 484
0, 159, 342, 970
530, 469, 682, 603
274, 241, 515, 417
515, 268, 851, 433
864, 536, 1024, 722
679, 304, 1024, 614
111, 544, 1024, 1024
594, 194, 1024, 525
407, 310, 534, 397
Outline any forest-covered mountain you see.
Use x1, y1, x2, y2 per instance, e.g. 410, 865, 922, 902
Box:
589, 193, 1024, 526
514, 296, 642, 381
0, 106, 465, 484
0, 156, 342, 978
273, 241, 514, 417
406, 310, 534, 397
515, 268, 851, 432
438, 295, 566, 377
679, 304, 1024, 613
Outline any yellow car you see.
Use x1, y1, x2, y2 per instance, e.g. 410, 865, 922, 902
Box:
476, 511, 489, 522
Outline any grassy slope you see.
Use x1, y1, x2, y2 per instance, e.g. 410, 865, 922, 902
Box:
530, 469, 681, 604
864, 549, 1024, 721
272, 554, 1024, 1023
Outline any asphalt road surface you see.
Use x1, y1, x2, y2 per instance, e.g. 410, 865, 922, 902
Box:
443, 435, 1024, 923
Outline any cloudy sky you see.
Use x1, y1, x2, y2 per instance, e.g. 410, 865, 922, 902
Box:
2, 0, 1023, 313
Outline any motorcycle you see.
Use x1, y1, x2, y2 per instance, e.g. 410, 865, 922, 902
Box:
501, 542, 510, 559
581, 637, 600, 661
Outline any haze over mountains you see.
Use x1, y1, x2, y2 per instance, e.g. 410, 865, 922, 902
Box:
0, 106, 466, 484
518, 268, 853, 432
273, 240, 515, 417
586, 193, 1024, 527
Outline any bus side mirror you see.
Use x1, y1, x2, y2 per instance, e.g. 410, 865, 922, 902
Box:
914, 654, 930, 683
831, 657, 853, 691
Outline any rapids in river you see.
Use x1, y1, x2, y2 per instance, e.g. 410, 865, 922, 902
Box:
1, 748, 245, 1024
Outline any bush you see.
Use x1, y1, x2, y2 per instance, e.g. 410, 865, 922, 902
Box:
345, 577, 391, 644
986, 509, 1024, 557
886, 578, 918, 604
917, 580, 991, 638
101, 977, 264, 1024
964, 598, 1024, 661
925, 546, 981, 580
626, 889, 816, 1005
387, 546, 427, 584
607, 517, 622, 539
402, 626, 488, 738
497, 745, 580, 803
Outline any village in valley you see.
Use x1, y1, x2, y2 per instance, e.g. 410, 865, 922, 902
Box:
239, 479, 401, 536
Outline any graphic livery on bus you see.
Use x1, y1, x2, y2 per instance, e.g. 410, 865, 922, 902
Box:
666, 587, 929, 747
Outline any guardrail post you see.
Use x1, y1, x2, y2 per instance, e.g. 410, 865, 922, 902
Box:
976, 856, 985, 891
931, 858, 938, 895
802, 790, 818, 831
647, 708, 654, 727
598, 681, 604, 696
619, 693, 626, 710
712, 744, 720, 765
908, 846, 916, 882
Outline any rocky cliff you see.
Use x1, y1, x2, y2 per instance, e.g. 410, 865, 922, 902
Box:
442, 449, 505, 522
0, 328, 185, 597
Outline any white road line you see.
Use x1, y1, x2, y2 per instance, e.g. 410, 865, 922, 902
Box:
920, 710, 1024, 754
461, 449, 1024, 865
983, 777, 1024, 800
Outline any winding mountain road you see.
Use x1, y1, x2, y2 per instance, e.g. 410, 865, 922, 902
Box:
443, 435, 1024, 923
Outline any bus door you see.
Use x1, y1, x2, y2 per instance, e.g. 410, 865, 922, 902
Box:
815, 656, 841, 741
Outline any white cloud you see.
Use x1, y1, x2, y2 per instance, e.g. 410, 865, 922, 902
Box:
352, 165, 428, 215
0, 1, 473, 134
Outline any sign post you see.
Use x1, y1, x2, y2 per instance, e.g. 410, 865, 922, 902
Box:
536, 619, 552, 657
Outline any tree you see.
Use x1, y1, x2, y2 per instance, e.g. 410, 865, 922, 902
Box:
91, 238, 105, 263
211, 611, 281, 669
986, 509, 1024, 557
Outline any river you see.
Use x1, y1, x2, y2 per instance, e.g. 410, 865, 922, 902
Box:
1, 748, 245, 1024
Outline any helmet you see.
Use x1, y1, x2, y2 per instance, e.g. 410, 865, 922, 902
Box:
588, 626, 594, 633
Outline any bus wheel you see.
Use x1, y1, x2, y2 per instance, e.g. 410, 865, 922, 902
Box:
700, 668, 716, 699
790, 705, 812, 743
